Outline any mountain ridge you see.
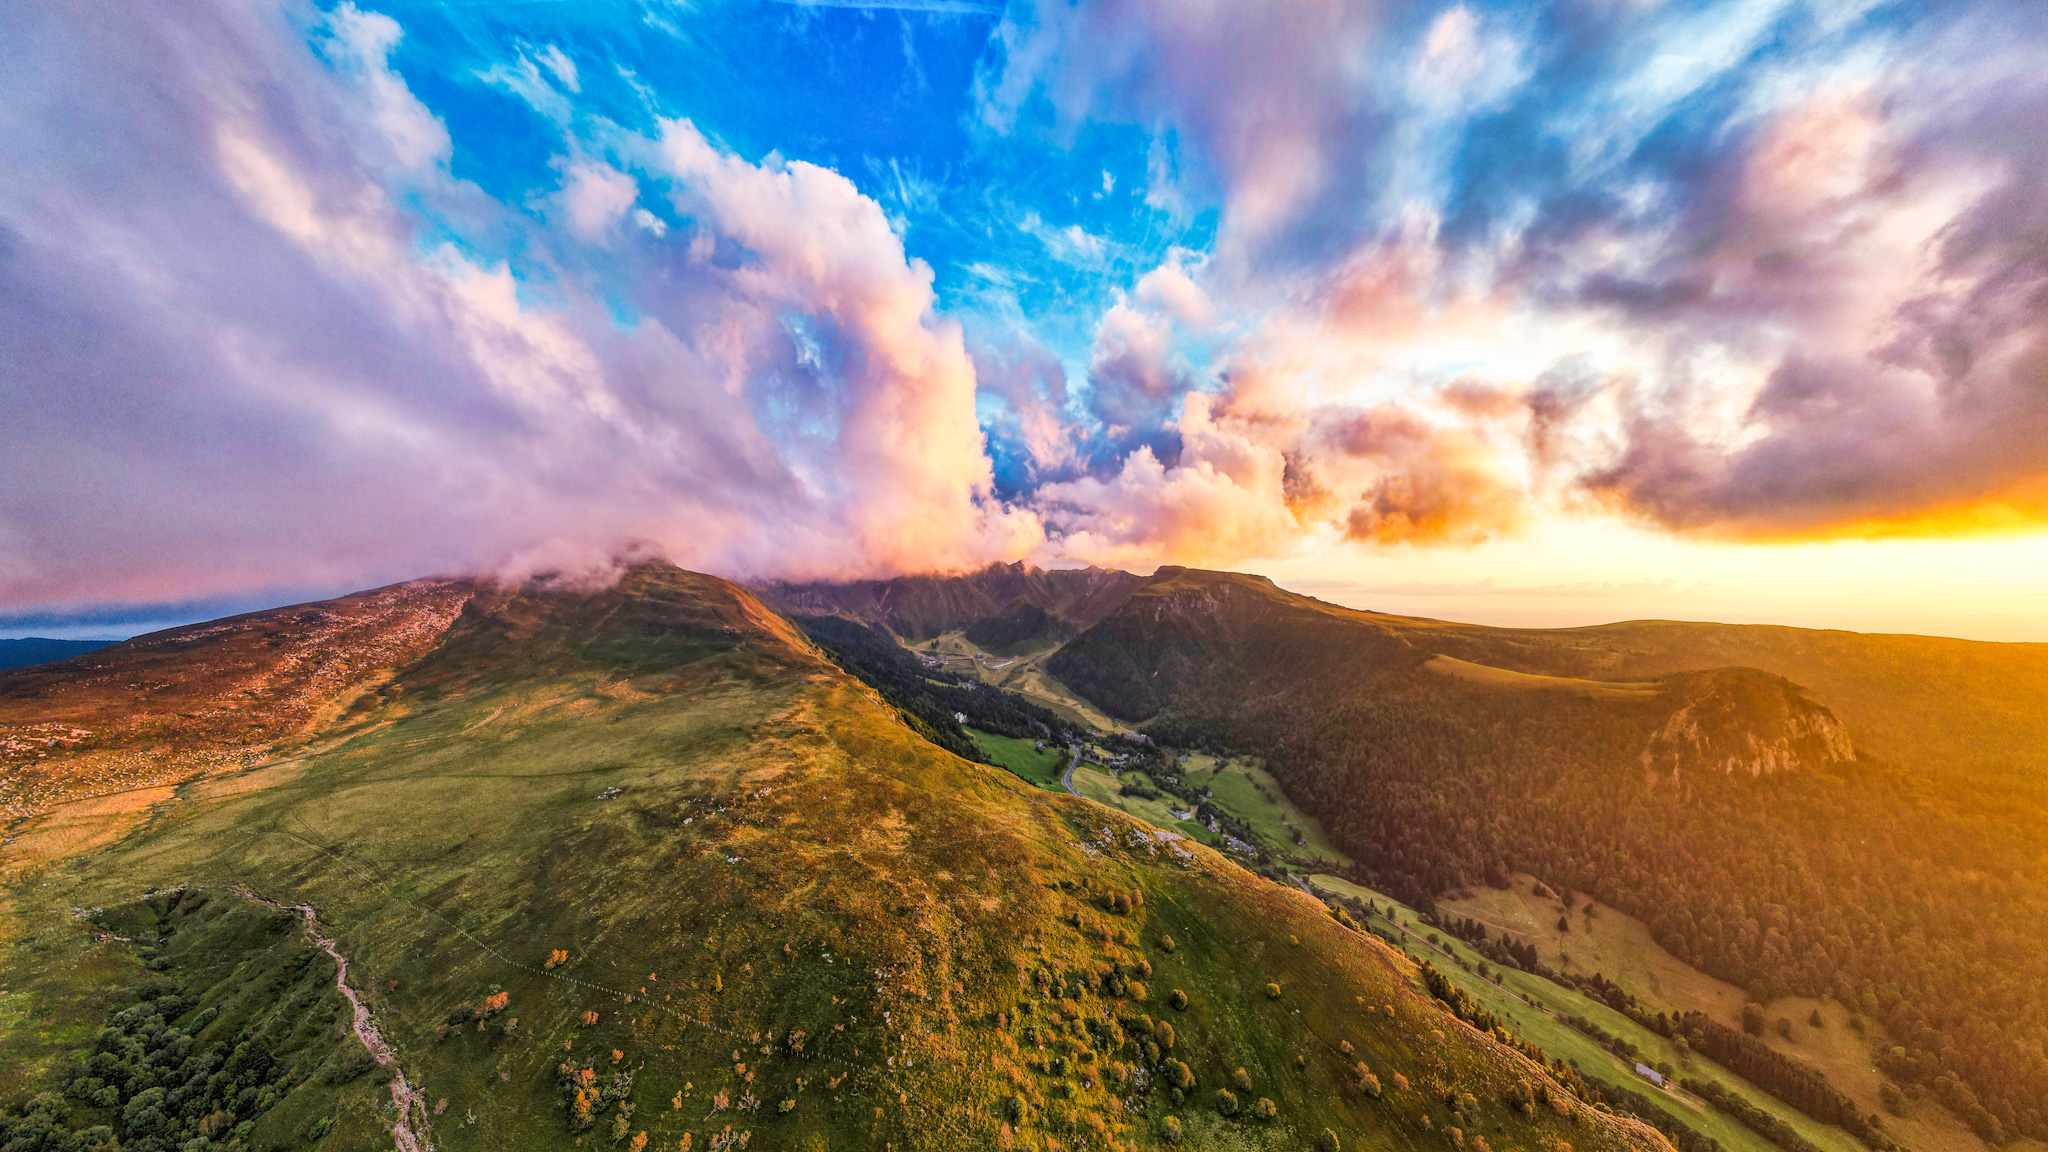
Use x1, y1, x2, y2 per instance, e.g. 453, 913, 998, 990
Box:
0, 561, 1667, 1152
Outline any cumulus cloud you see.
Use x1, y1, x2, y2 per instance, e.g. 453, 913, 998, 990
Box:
557, 159, 642, 241
12, 0, 2048, 617
988, 0, 2048, 554
0, 0, 1035, 612
1033, 394, 1300, 567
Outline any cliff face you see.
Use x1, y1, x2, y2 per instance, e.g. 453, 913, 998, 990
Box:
1640, 668, 1857, 780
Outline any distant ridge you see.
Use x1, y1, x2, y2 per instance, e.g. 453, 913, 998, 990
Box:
0, 637, 117, 672
758, 560, 1143, 639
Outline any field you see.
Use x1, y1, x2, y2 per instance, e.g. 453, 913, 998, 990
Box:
1422, 656, 1660, 700
1181, 755, 1352, 868
1437, 878, 2009, 1152
1067, 765, 1217, 847
913, 632, 1132, 733
967, 726, 1067, 790
1308, 877, 1893, 1152
0, 565, 1674, 1152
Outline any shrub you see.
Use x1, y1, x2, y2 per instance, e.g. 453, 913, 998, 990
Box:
1360, 1073, 1382, 1098
1215, 1088, 1239, 1116
1339, 1040, 1354, 1055
1160, 1116, 1183, 1144
1232, 1067, 1253, 1092
1320, 1128, 1343, 1152
1394, 1072, 1410, 1092
1265, 983, 1282, 999
1128, 981, 1148, 1001
1169, 989, 1188, 1010
1741, 1003, 1765, 1035
1879, 1082, 1906, 1116
1159, 934, 1176, 952
1169, 1061, 1195, 1091
324, 1051, 376, 1085
1254, 1097, 1278, 1120
1153, 1020, 1175, 1049
545, 949, 569, 969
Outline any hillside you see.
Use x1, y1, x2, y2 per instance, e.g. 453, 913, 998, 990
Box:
1048, 568, 2048, 1148
759, 562, 1143, 641
0, 562, 1670, 1152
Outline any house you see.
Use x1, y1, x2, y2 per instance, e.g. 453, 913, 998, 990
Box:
954, 712, 967, 723
1634, 1063, 1665, 1088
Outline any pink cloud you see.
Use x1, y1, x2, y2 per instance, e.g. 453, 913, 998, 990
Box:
0, 0, 1039, 613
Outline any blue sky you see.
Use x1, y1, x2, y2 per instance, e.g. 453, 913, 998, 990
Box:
7, 0, 2048, 639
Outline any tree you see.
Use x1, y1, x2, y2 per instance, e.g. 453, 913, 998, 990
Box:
1808, 1008, 1823, 1029
1742, 1004, 1766, 1036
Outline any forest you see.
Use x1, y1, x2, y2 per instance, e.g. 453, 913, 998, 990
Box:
1052, 597, 2048, 1147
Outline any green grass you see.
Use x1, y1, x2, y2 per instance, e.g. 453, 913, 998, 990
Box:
967, 726, 1067, 789
1309, 876, 1874, 1152
1439, 877, 2009, 1152
0, 565, 1676, 1152
1182, 757, 1351, 867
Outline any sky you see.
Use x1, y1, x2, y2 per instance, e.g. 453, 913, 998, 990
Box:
6, 0, 2048, 641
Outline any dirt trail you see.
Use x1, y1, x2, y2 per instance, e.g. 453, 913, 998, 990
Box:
238, 891, 435, 1152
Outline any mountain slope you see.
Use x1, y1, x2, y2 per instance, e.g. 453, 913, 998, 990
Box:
0, 563, 1669, 1152
1048, 568, 2048, 1147
760, 562, 1143, 641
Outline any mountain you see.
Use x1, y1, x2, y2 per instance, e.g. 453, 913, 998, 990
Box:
1048, 567, 2048, 1147
0, 638, 118, 673
0, 562, 1666, 1152
759, 562, 1143, 641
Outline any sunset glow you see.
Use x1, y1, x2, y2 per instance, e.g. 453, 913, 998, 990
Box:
6, 0, 2048, 639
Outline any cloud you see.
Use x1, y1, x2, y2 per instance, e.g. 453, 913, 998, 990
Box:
0, 0, 1037, 613
11, 0, 2048, 617
986, 0, 2048, 556
979, 0, 1398, 273
558, 158, 642, 241
1033, 393, 1301, 567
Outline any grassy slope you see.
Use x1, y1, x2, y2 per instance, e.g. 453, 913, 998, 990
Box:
1423, 658, 1658, 701
1183, 757, 1351, 868
0, 890, 400, 1149
915, 632, 1132, 734
1436, 880, 2006, 1152
1068, 767, 1216, 849
1308, 877, 1868, 1152
968, 727, 1066, 790
0, 565, 1668, 1152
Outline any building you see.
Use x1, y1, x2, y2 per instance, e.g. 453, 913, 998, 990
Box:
1634, 1063, 1665, 1088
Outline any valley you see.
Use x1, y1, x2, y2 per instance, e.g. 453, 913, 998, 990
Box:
3, 559, 2044, 1152
0, 564, 1661, 1152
